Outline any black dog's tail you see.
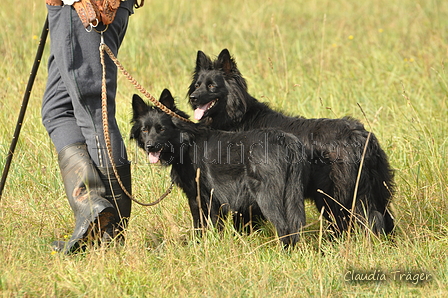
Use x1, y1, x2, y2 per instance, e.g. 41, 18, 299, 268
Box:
287, 115, 394, 236
360, 133, 395, 234
331, 131, 395, 235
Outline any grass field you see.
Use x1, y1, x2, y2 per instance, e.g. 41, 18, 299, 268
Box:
1, 0, 447, 296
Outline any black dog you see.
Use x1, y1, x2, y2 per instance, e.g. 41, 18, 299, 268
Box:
188, 49, 395, 235
131, 89, 310, 246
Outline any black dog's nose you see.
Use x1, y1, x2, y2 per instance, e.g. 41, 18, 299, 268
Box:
189, 95, 197, 103
146, 144, 157, 151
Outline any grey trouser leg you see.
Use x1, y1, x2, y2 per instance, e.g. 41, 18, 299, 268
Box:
42, 4, 131, 167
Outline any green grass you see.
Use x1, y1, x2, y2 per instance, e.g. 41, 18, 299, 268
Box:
1, 0, 447, 296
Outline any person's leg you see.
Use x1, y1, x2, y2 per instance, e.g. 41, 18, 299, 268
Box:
58, 6, 133, 233
43, 5, 130, 167
42, 5, 132, 253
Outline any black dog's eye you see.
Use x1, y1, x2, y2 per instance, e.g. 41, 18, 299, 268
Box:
195, 83, 200, 89
141, 127, 149, 133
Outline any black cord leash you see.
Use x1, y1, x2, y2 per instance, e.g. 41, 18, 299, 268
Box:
0, 16, 49, 200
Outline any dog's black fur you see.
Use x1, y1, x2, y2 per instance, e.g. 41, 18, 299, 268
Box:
188, 49, 395, 235
131, 89, 310, 246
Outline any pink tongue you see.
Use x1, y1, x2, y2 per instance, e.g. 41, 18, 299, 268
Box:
194, 105, 207, 120
148, 151, 161, 164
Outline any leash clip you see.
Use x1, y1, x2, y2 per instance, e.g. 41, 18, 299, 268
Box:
94, 24, 109, 45
100, 31, 105, 46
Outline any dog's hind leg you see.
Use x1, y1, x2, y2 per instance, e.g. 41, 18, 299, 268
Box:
254, 184, 304, 247
251, 186, 291, 246
282, 165, 307, 247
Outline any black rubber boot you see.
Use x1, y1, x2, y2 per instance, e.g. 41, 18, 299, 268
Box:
52, 143, 117, 254
97, 163, 132, 241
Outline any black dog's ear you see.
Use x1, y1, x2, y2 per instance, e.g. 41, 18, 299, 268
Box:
217, 48, 235, 75
132, 94, 149, 117
160, 89, 191, 120
196, 50, 211, 71
159, 89, 175, 110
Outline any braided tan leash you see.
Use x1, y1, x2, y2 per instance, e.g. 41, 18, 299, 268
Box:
101, 42, 192, 123
99, 38, 188, 206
